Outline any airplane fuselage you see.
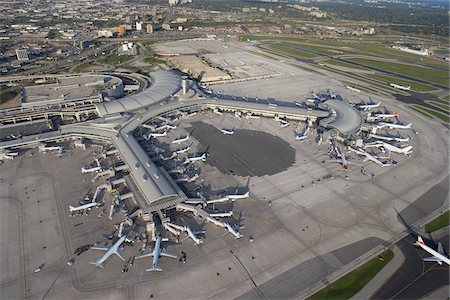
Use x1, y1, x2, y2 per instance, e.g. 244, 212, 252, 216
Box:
93, 235, 126, 267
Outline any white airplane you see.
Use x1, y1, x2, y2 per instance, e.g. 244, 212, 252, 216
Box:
175, 173, 199, 183
182, 227, 204, 245
415, 236, 450, 265
209, 211, 233, 218
69, 201, 99, 212
378, 122, 412, 130
172, 134, 190, 144
328, 147, 358, 171
326, 89, 337, 99
135, 236, 176, 272
90, 235, 126, 268
346, 85, 361, 93
81, 165, 101, 174
348, 146, 391, 167
311, 91, 326, 101
357, 101, 381, 111
369, 133, 410, 143
146, 131, 167, 140
390, 83, 411, 91
371, 111, 399, 120
226, 191, 250, 201
295, 134, 308, 141
247, 39, 257, 44
280, 120, 290, 128
175, 146, 190, 154
224, 223, 242, 239
221, 128, 234, 135
0, 151, 19, 160
182, 153, 207, 165
166, 124, 177, 129
159, 152, 177, 161
364, 141, 413, 156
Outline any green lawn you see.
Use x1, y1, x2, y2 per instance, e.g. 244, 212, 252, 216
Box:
427, 101, 449, 111
96, 54, 133, 65
410, 105, 434, 119
349, 45, 448, 69
308, 250, 394, 300
425, 211, 450, 233
443, 95, 450, 101
346, 58, 449, 87
321, 59, 367, 70
365, 74, 437, 92
411, 105, 449, 122
267, 44, 318, 58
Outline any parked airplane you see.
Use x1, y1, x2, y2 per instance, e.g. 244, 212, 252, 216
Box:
182, 153, 207, 165
295, 134, 308, 141
221, 128, 234, 135
280, 120, 290, 128
378, 122, 412, 130
172, 134, 190, 144
364, 141, 413, 156
346, 85, 361, 93
414, 236, 450, 265
371, 111, 399, 120
368, 133, 410, 143
146, 131, 167, 140
357, 101, 381, 111
159, 152, 177, 161
135, 236, 177, 271
0, 151, 19, 160
348, 146, 391, 167
224, 223, 242, 239
183, 227, 204, 245
327, 147, 358, 171
226, 191, 250, 201
247, 39, 257, 44
175, 146, 191, 154
90, 235, 126, 268
390, 83, 411, 91
69, 201, 99, 212
326, 89, 337, 99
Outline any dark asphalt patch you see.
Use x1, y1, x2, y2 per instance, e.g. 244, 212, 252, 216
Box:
188, 121, 295, 177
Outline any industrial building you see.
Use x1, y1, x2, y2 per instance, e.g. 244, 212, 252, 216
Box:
169, 56, 231, 83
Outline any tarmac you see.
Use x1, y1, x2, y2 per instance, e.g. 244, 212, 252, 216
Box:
1, 39, 449, 300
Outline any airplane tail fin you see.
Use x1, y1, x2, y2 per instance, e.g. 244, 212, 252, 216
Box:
406, 123, 412, 128
402, 146, 413, 154
415, 236, 425, 246
146, 266, 163, 272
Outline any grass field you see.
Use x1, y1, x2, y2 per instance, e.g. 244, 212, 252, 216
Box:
425, 211, 450, 233
410, 105, 434, 119
349, 45, 448, 69
427, 101, 449, 111
96, 54, 133, 65
267, 44, 318, 58
308, 250, 394, 300
322, 59, 367, 70
411, 105, 449, 122
365, 74, 437, 92
72, 62, 94, 73
443, 95, 450, 101
346, 58, 449, 87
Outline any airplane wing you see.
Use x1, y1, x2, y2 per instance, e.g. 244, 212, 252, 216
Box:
90, 246, 109, 251
135, 251, 154, 259
160, 249, 177, 259
423, 256, 443, 265
114, 248, 125, 261
437, 242, 445, 255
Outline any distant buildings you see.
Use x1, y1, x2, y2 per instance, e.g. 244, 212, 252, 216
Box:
162, 24, 171, 30
392, 46, 430, 56
98, 30, 114, 38
79, 40, 89, 50
136, 21, 143, 31
15, 48, 29, 61
146, 24, 154, 34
